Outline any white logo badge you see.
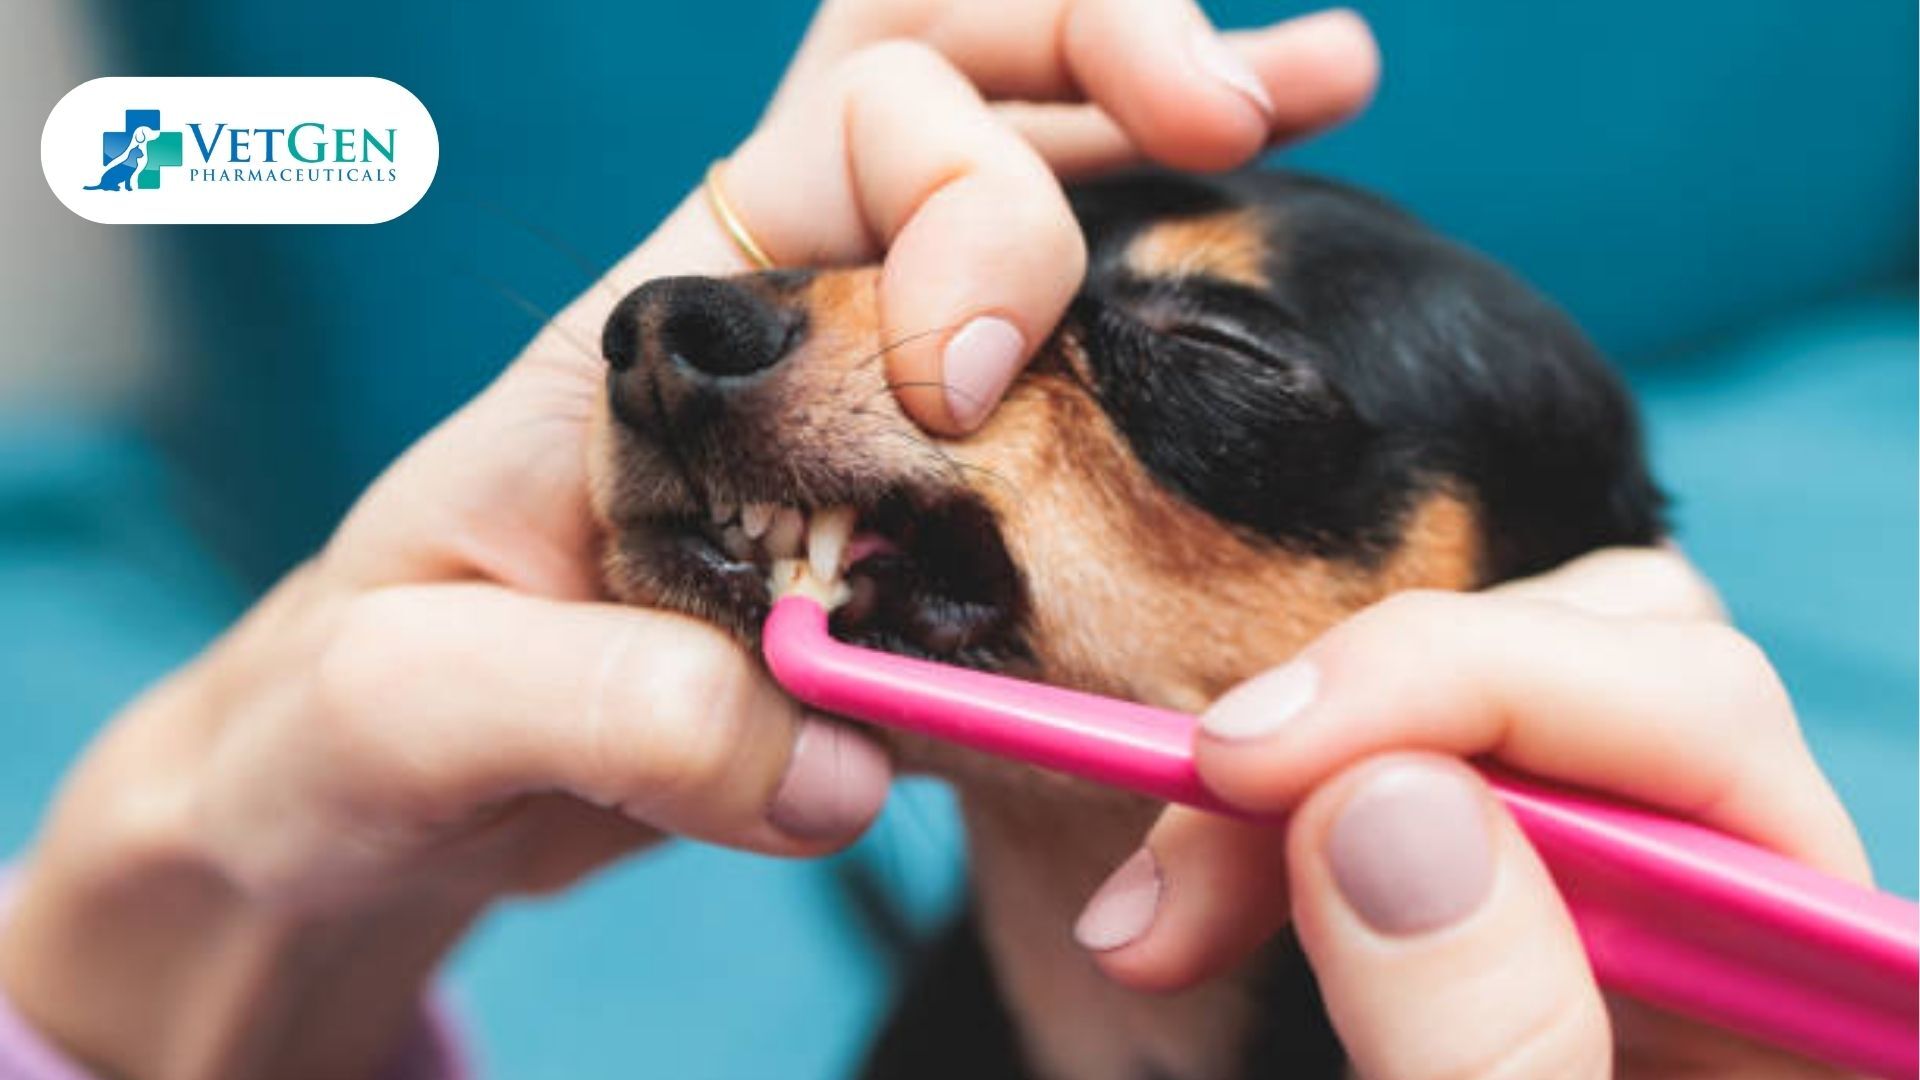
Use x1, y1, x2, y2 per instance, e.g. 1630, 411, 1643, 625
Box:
43, 77, 439, 225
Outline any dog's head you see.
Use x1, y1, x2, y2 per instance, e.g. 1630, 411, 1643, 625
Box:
588, 171, 1661, 764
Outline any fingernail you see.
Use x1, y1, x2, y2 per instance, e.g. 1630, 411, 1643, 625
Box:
1199, 660, 1318, 742
1327, 764, 1494, 936
1074, 847, 1162, 952
1285, 7, 1374, 50
1188, 26, 1274, 118
942, 316, 1025, 431
768, 716, 891, 843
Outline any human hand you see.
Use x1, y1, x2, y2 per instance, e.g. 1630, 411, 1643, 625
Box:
1071, 548, 1870, 1076
0, 258, 899, 1080
695, 0, 1379, 432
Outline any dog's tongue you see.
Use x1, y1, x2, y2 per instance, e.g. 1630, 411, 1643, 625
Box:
845, 532, 899, 566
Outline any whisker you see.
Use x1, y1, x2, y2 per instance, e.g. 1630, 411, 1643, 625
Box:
870, 428, 960, 475
850, 324, 957, 369
458, 266, 605, 370
819, 322, 1040, 494
868, 429, 1022, 500
451, 190, 635, 310
940, 458, 1020, 497
882, 378, 982, 409
825, 323, 961, 403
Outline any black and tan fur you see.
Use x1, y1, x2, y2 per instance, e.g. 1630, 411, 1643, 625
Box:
587, 170, 1663, 1079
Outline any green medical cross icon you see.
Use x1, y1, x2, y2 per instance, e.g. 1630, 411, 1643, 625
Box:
103, 109, 183, 190
137, 130, 182, 189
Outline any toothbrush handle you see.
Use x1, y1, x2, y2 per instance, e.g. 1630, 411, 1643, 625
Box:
1485, 771, 1918, 1079
763, 597, 1920, 1077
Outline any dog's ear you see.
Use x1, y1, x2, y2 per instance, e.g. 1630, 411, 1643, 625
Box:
1073, 288, 1392, 557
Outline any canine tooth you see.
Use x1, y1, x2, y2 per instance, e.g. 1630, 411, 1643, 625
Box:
765, 507, 805, 558
808, 506, 857, 585
768, 558, 807, 598
741, 502, 775, 539
770, 558, 852, 609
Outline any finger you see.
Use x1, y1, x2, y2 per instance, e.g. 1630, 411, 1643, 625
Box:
850, 49, 1084, 432
1194, 591, 1870, 881
266, 583, 890, 863
727, 41, 1085, 433
1227, 12, 1381, 142
995, 102, 1136, 181
1073, 806, 1291, 992
1055, 0, 1275, 171
1060, 7, 1378, 170
1292, 756, 1613, 1079
1491, 543, 1727, 622
1005, 8, 1380, 178
782, 2, 1379, 171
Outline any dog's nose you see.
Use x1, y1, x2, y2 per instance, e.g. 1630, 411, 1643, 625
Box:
602, 275, 803, 437
603, 276, 797, 381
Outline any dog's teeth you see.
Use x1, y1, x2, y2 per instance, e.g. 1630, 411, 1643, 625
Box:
741, 502, 775, 540
765, 507, 805, 559
769, 558, 851, 609
720, 525, 753, 561
808, 506, 857, 586
767, 558, 808, 600
709, 499, 736, 526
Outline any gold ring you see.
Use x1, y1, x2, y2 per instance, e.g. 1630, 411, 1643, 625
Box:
703, 160, 776, 270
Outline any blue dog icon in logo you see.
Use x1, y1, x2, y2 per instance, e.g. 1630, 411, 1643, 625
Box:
84, 125, 155, 191
83, 111, 181, 192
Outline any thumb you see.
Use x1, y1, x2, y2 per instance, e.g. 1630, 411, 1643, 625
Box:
319, 583, 893, 853
1288, 754, 1612, 1079
209, 581, 893, 898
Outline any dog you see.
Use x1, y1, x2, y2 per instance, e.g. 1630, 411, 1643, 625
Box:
586, 169, 1664, 1079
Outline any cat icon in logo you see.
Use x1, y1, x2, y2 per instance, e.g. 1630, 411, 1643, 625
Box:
84, 125, 154, 191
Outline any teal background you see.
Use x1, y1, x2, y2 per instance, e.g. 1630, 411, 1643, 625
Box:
2, 2, 1914, 1077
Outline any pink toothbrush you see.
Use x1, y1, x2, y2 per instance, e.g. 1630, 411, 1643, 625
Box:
763, 591, 1920, 1078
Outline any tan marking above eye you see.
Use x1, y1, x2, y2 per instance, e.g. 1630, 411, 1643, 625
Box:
1122, 209, 1273, 288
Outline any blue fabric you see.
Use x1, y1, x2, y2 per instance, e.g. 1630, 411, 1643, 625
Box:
1631, 290, 1918, 892
0, 415, 245, 849
1280, 0, 1917, 361
448, 786, 965, 1079
1635, 290, 1920, 887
